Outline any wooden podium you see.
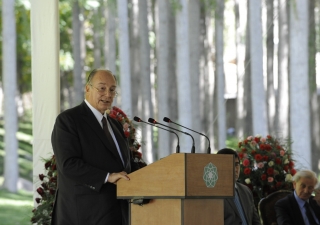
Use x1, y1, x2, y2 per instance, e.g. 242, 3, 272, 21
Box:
117, 153, 234, 225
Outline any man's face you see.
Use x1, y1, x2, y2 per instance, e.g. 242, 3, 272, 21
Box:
234, 158, 240, 182
293, 177, 316, 201
85, 71, 117, 114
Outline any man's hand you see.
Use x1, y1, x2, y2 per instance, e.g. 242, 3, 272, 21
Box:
108, 171, 130, 184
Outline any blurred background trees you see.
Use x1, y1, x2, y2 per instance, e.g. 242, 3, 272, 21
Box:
1, 0, 320, 192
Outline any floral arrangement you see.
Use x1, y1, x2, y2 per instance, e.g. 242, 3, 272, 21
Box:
237, 135, 296, 206
31, 106, 146, 223
31, 155, 57, 225
107, 106, 147, 168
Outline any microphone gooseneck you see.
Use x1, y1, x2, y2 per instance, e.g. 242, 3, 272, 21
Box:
162, 117, 211, 154
148, 118, 195, 153
134, 116, 180, 153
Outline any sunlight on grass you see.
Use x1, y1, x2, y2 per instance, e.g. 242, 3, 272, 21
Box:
0, 183, 33, 224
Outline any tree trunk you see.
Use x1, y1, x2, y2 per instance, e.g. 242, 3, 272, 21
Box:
276, 0, 289, 139
215, 0, 226, 150
117, 0, 132, 116
2, 0, 18, 193
308, 0, 320, 173
138, 0, 154, 163
129, 0, 141, 118
175, 0, 193, 152
248, 0, 267, 136
72, 0, 86, 107
289, 0, 311, 169
266, 0, 275, 134
189, 0, 202, 151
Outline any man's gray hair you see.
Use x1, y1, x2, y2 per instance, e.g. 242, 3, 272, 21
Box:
292, 169, 318, 184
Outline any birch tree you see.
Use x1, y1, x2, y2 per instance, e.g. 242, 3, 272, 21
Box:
2, 0, 18, 193
266, 0, 276, 134
215, 0, 226, 149
275, 0, 289, 139
175, 0, 193, 152
138, 0, 154, 163
308, 0, 320, 173
248, 0, 267, 136
189, 0, 202, 151
289, 0, 311, 169
72, 0, 86, 107
117, 0, 132, 116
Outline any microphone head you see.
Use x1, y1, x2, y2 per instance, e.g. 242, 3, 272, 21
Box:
133, 116, 141, 122
163, 117, 171, 123
148, 118, 156, 124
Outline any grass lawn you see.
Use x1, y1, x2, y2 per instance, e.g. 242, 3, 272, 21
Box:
0, 180, 33, 225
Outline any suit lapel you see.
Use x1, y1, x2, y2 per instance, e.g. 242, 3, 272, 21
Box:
79, 102, 124, 166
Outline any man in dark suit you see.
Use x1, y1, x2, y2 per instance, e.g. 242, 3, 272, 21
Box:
217, 148, 261, 225
51, 69, 139, 225
275, 169, 320, 225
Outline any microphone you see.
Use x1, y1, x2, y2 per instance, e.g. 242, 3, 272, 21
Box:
163, 117, 211, 154
148, 118, 195, 153
133, 116, 180, 153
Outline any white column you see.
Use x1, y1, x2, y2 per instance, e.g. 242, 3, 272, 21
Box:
30, 0, 60, 201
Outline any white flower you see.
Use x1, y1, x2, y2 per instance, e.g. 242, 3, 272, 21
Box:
285, 174, 292, 182
284, 159, 289, 164
245, 178, 251, 184
268, 161, 274, 167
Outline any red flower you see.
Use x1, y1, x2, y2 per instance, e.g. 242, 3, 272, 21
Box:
124, 131, 130, 138
35, 197, 41, 204
39, 174, 45, 181
255, 154, 263, 162
267, 168, 274, 175
51, 164, 57, 171
243, 168, 251, 175
244, 140, 248, 144
241, 148, 247, 153
290, 168, 297, 175
265, 144, 272, 151
242, 159, 250, 167
45, 161, 51, 169
238, 152, 244, 160
238, 142, 242, 148
261, 174, 267, 180
283, 165, 289, 172
288, 161, 294, 169
254, 137, 260, 143
251, 150, 257, 155
260, 144, 266, 150
37, 187, 45, 196
263, 155, 269, 161
275, 158, 282, 165
267, 135, 272, 139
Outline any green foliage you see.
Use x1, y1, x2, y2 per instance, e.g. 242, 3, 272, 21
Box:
0, 120, 33, 181
0, 188, 33, 225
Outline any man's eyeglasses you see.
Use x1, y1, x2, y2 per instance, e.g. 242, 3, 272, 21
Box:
89, 83, 118, 97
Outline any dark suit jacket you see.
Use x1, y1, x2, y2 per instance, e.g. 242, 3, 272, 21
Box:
51, 102, 139, 225
223, 182, 262, 225
275, 192, 320, 225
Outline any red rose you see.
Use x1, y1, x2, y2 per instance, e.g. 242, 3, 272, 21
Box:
243, 159, 250, 167
255, 154, 263, 162
124, 131, 130, 137
267, 135, 272, 139
276, 182, 282, 188
265, 144, 272, 151
288, 161, 294, 169
283, 165, 289, 172
254, 137, 260, 143
39, 174, 45, 181
241, 148, 247, 153
260, 144, 265, 150
244, 140, 248, 144
267, 168, 274, 175
238, 142, 242, 148
263, 155, 269, 161
275, 158, 282, 165
290, 168, 297, 175
36, 187, 45, 196
45, 161, 51, 169
243, 168, 251, 175
35, 197, 41, 204
238, 152, 244, 160
261, 174, 267, 180
52, 164, 57, 171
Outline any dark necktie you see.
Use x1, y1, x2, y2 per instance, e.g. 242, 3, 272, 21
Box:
102, 117, 119, 154
234, 189, 248, 225
305, 201, 319, 225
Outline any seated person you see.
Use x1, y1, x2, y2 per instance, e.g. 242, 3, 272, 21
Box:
275, 169, 320, 225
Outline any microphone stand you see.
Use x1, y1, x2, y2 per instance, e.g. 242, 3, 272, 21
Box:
163, 117, 211, 154
148, 118, 195, 154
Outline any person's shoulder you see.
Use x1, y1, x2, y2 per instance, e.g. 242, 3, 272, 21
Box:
58, 102, 85, 117
236, 182, 251, 192
275, 192, 292, 206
